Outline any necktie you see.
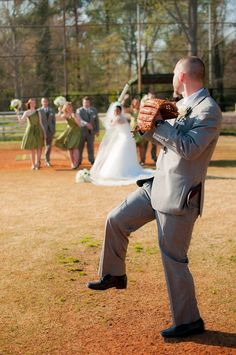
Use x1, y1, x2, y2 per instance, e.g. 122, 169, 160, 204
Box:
45, 108, 49, 119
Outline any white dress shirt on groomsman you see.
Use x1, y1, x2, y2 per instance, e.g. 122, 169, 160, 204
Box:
38, 97, 56, 167
76, 96, 99, 166
87, 56, 222, 339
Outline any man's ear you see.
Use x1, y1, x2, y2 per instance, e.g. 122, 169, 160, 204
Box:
179, 72, 185, 83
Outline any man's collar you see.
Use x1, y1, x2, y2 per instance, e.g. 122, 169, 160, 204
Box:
176, 88, 210, 113
182, 88, 205, 106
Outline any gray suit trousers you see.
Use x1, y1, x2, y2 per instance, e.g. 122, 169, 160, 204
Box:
44, 134, 54, 162
78, 128, 95, 164
99, 181, 200, 326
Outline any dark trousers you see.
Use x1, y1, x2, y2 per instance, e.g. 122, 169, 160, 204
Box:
141, 140, 157, 163
78, 129, 95, 165
44, 134, 54, 162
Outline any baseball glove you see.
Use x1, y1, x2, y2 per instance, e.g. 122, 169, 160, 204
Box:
135, 98, 178, 132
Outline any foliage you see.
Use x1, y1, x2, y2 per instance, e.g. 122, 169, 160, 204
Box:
0, 0, 235, 110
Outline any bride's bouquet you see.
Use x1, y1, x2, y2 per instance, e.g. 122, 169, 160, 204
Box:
75, 169, 91, 183
10, 99, 22, 111
53, 96, 66, 108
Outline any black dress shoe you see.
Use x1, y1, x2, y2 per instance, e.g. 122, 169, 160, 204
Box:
161, 318, 205, 338
86, 274, 127, 290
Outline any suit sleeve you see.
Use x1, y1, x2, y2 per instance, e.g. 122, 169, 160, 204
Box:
51, 110, 56, 133
93, 109, 99, 134
146, 108, 221, 160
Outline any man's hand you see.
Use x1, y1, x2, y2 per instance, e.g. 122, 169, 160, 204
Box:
136, 98, 178, 132
87, 123, 93, 130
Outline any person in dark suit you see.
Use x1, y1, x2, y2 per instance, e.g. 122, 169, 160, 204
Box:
38, 97, 56, 167
76, 97, 99, 166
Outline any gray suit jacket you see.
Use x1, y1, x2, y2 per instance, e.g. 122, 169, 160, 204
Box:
76, 107, 99, 134
144, 88, 222, 216
38, 107, 56, 137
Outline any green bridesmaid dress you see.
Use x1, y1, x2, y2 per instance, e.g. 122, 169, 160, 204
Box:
55, 116, 81, 150
21, 111, 44, 150
130, 111, 142, 145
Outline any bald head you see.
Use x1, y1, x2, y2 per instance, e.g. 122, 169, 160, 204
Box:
177, 56, 205, 82
173, 56, 205, 97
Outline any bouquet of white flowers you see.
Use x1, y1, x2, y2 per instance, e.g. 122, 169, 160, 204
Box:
53, 96, 66, 107
75, 169, 91, 183
10, 99, 22, 111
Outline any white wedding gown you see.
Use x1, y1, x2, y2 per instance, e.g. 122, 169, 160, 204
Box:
88, 109, 154, 186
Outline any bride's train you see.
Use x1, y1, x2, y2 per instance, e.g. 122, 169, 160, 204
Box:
76, 102, 154, 186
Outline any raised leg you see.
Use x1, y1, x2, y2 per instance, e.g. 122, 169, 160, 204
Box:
99, 183, 155, 277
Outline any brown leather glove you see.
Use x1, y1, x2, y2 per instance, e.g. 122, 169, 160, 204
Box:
135, 98, 178, 132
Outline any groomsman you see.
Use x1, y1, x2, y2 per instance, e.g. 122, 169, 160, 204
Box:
76, 96, 99, 166
38, 97, 56, 166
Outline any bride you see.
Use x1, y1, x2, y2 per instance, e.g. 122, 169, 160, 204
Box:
86, 102, 154, 186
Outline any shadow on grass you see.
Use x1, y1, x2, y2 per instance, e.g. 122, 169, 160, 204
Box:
207, 175, 236, 180
164, 330, 236, 348
209, 160, 236, 167
54, 169, 74, 171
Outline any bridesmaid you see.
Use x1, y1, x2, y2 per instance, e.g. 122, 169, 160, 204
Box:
55, 101, 81, 169
129, 98, 144, 165
17, 98, 44, 170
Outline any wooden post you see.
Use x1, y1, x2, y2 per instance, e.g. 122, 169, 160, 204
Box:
208, 0, 213, 88
62, 0, 68, 98
137, 4, 142, 97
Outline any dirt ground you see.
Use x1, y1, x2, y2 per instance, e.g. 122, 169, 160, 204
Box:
0, 137, 236, 354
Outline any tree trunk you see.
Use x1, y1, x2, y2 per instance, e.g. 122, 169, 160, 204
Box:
73, 0, 80, 88
12, 1, 21, 98
187, 0, 198, 55
211, 1, 225, 110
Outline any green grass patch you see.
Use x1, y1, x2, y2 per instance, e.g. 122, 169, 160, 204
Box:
58, 255, 86, 276
0, 120, 105, 142
80, 235, 93, 244
59, 297, 66, 303
79, 234, 100, 248
220, 128, 236, 136
209, 160, 236, 167
69, 270, 87, 276
229, 255, 236, 263
133, 243, 144, 253
58, 255, 80, 264
87, 241, 100, 248
146, 246, 159, 255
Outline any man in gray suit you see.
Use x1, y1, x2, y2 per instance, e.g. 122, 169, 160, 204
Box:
87, 57, 222, 338
76, 96, 99, 166
38, 97, 56, 167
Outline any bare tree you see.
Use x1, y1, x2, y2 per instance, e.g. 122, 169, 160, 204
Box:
160, 0, 198, 56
